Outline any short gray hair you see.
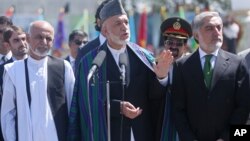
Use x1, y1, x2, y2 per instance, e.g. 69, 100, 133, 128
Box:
192, 11, 222, 33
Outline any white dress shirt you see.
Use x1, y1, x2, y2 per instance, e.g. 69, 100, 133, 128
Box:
68, 55, 75, 71
99, 33, 106, 46
107, 45, 135, 141
198, 47, 219, 70
1, 56, 75, 141
107, 44, 126, 70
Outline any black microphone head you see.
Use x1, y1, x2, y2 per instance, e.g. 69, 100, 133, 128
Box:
92, 50, 106, 67
119, 53, 128, 67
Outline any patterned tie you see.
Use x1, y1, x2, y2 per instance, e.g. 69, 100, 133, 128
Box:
203, 55, 213, 89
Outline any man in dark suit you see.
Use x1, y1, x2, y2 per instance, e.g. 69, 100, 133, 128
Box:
171, 11, 250, 141
238, 48, 250, 125
74, 0, 110, 74
238, 48, 250, 68
65, 29, 88, 72
68, 0, 173, 141
159, 17, 192, 141
0, 25, 29, 89
0, 16, 13, 66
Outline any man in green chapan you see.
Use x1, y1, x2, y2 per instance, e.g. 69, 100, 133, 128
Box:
68, 0, 173, 141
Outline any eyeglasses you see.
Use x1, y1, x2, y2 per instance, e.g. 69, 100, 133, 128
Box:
74, 40, 88, 46
164, 40, 184, 47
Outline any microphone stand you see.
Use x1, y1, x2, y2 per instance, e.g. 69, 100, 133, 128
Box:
106, 81, 111, 141
120, 65, 126, 141
87, 72, 95, 141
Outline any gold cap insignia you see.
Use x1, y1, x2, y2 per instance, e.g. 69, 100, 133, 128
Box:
173, 21, 181, 30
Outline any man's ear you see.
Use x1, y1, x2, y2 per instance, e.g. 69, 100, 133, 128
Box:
101, 24, 108, 38
26, 33, 31, 44
3, 42, 10, 50
194, 32, 199, 41
193, 32, 199, 43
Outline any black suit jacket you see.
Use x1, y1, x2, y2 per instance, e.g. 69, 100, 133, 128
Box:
242, 51, 250, 86
0, 58, 13, 141
103, 44, 166, 141
75, 36, 101, 74
0, 58, 14, 90
172, 49, 250, 141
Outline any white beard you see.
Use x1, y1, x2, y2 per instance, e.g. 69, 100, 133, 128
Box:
109, 31, 130, 46
30, 46, 49, 58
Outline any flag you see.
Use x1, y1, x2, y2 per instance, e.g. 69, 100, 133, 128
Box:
37, 7, 45, 20
74, 9, 89, 35
137, 9, 147, 48
190, 37, 199, 52
129, 11, 136, 43
160, 6, 168, 20
178, 5, 185, 19
5, 5, 15, 18
54, 8, 65, 49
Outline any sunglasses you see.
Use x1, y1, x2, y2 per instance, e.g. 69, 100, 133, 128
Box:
164, 40, 184, 47
74, 40, 88, 46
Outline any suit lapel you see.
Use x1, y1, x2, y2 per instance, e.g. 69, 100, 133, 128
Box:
188, 50, 207, 90
210, 49, 230, 90
65, 56, 70, 63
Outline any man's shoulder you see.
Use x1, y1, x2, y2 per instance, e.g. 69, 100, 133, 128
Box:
3, 60, 24, 76
176, 51, 194, 64
238, 48, 250, 58
48, 56, 67, 69
220, 49, 242, 63
48, 55, 64, 62
77, 37, 100, 58
82, 37, 100, 49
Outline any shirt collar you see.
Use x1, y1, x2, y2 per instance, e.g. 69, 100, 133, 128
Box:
28, 55, 48, 66
5, 51, 12, 60
69, 55, 75, 62
99, 33, 106, 45
12, 54, 28, 61
199, 47, 219, 59
107, 44, 126, 55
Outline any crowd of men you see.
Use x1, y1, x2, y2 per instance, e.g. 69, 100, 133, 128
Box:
0, 0, 250, 141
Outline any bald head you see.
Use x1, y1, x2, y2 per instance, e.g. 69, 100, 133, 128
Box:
28, 20, 54, 36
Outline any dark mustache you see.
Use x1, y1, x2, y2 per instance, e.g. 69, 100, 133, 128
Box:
169, 47, 179, 52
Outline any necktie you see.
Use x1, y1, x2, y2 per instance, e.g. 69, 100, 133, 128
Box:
203, 55, 213, 89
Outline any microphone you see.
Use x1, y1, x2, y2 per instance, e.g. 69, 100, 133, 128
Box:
87, 50, 106, 81
119, 53, 128, 85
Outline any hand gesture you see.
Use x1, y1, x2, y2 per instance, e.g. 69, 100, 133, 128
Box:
121, 101, 142, 119
153, 49, 173, 79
